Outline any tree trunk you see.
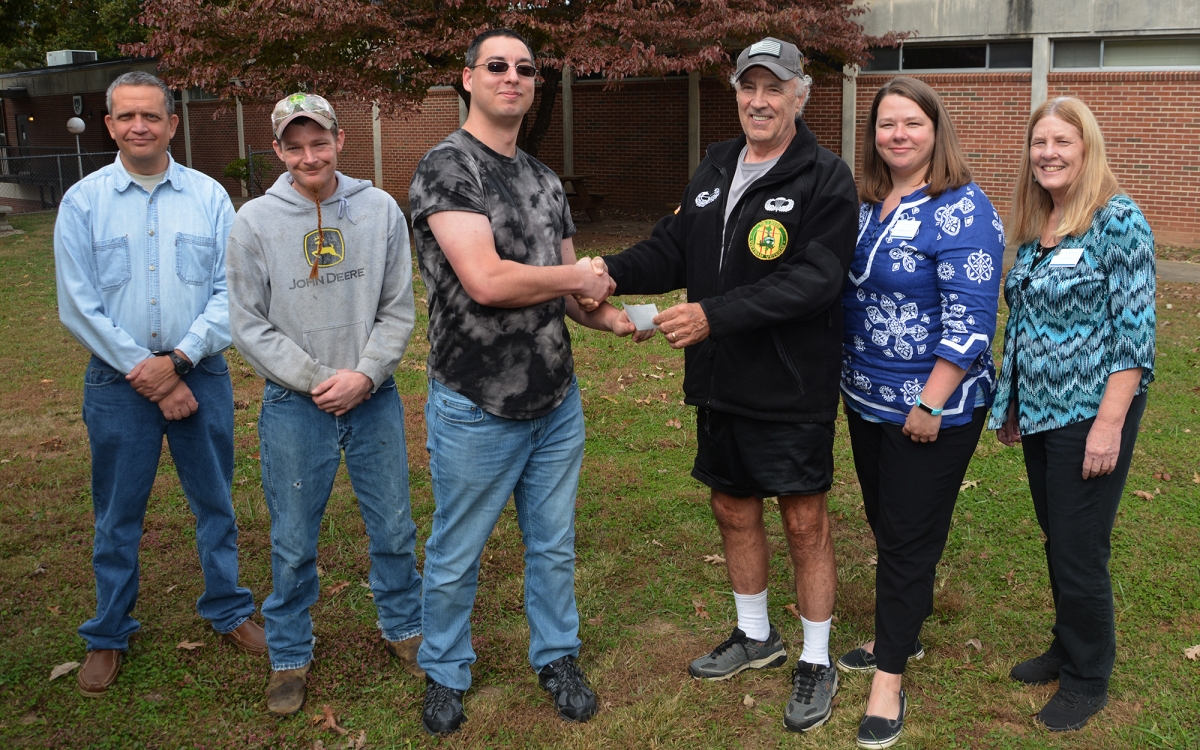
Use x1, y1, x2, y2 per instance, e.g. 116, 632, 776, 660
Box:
518, 66, 561, 159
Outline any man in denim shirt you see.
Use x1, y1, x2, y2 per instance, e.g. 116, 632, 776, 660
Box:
54, 71, 264, 698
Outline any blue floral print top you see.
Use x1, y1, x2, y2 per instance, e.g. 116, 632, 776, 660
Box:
841, 182, 1004, 427
988, 195, 1155, 435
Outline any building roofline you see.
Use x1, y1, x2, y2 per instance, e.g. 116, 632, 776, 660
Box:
0, 56, 156, 81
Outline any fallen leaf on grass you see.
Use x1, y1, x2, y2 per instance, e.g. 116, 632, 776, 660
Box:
324, 581, 350, 597
250, 453, 260, 461
702, 554, 725, 565
166, 584, 179, 593
1194, 472, 1200, 484
47, 605, 60, 616
347, 730, 367, 749
1005, 570, 1015, 586
49, 661, 80, 680
1133, 490, 1155, 501
321, 704, 348, 735
742, 694, 756, 708
867, 556, 878, 566
959, 479, 980, 491
40, 379, 54, 384
30, 563, 47, 576
692, 598, 710, 619
38, 437, 64, 451
176, 641, 205, 651
784, 603, 801, 620
649, 539, 664, 548
586, 615, 603, 626
1153, 472, 1172, 481
666, 418, 682, 429
965, 638, 983, 652
1185, 644, 1200, 661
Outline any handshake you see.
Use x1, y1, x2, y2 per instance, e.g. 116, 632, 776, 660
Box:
569, 256, 708, 347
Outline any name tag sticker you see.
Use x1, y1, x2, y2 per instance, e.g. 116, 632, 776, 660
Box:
1049, 248, 1083, 267
889, 219, 921, 240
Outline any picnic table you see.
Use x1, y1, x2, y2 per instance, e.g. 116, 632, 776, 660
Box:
559, 174, 607, 223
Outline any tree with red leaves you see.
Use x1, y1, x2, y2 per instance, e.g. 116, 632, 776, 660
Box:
130, 0, 900, 158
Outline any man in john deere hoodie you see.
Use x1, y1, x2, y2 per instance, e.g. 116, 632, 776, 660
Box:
599, 39, 857, 732
226, 93, 423, 716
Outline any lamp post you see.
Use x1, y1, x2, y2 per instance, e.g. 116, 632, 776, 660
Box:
66, 117, 85, 182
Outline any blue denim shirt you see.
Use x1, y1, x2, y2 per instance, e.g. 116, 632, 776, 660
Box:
54, 154, 235, 373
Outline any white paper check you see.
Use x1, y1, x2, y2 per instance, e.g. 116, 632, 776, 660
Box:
623, 303, 660, 331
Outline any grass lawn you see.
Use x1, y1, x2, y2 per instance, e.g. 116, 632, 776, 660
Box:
0, 210, 1197, 749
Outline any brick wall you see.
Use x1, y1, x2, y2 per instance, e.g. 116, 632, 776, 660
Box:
855, 73, 1032, 222
1047, 71, 1200, 248
5, 71, 1199, 246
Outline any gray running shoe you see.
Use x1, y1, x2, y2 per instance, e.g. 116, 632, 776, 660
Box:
688, 626, 788, 681
784, 660, 839, 732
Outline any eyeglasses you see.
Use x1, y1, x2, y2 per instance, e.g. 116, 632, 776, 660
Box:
473, 61, 538, 78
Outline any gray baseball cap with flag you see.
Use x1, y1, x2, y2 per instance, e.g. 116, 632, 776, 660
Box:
733, 37, 805, 82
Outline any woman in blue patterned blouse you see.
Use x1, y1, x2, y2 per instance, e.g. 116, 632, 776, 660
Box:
990, 97, 1155, 733
837, 77, 1003, 749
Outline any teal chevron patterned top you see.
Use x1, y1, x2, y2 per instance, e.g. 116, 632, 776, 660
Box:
988, 195, 1155, 435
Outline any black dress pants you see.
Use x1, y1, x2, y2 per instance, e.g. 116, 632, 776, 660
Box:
1020, 393, 1147, 697
846, 404, 986, 675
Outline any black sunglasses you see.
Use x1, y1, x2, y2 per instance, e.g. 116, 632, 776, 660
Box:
473, 61, 538, 78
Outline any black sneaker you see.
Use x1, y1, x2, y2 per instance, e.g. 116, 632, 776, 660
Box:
422, 676, 466, 736
538, 655, 598, 722
688, 626, 788, 680
837, 639, 925, 673
1010, 649, 1067, 685
783, 660, 838, 732
1037, 688, 1108, 732
856, 690, 906, 749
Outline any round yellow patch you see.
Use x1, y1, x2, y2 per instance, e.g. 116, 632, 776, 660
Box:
748, 219, 788, 260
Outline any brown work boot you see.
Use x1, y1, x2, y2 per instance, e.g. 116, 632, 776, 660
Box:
265, 663, 310, 716
384, 634, 426, 678
77, 649, 122, 697
223, 620, 267, 656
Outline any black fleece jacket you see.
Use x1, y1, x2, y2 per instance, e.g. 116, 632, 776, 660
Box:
604, 121, 857, 422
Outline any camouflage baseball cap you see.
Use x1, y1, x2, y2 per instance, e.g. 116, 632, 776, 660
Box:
271, 92, 338, 140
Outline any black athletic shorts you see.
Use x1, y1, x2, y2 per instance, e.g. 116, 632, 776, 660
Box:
691, 408, 835, 499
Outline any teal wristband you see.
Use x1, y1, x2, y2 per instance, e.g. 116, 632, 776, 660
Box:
915, 395, 943, 416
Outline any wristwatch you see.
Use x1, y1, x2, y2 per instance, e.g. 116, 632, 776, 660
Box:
164, 351, 192, 376
915, 395, 943, 416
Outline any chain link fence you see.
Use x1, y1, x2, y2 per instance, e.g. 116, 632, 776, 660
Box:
0, 147, 119, 209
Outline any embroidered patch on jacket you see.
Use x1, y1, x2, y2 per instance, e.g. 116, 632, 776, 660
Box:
303, 228, 345, 269
695, 188, 721, 208
764, 197, 794, 213
748, 219, 788, 260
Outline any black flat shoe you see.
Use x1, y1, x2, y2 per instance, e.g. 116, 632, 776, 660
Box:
856, 690, 905, 749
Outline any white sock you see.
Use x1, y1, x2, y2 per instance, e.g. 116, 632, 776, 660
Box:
799, 615, 832, 666
733, 589, 770, 642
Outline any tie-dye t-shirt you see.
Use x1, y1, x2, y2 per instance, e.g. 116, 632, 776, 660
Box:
408, 129, 577, 419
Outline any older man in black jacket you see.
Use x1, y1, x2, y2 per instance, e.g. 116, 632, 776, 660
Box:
599, 38, 857, 733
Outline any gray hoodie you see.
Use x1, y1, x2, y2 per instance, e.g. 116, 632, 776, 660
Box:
227, 171, 414, 394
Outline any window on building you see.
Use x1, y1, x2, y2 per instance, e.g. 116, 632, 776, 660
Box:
187, 87, 220, 101
862, 41, 1033, 72
1053, 37, 1200, 69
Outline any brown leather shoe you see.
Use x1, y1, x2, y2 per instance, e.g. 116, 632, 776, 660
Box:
384, 634, 426, 678
223, 620, 267, 656
266, 663, 309, 716
77, 649, 122, 697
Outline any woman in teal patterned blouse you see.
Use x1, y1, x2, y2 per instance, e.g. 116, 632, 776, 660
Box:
990, 97, 1155, 733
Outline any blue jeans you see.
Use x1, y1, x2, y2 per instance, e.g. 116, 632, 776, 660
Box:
419, 378, 585, 691
79, 354, 255, 651
258, 378, 422, 671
